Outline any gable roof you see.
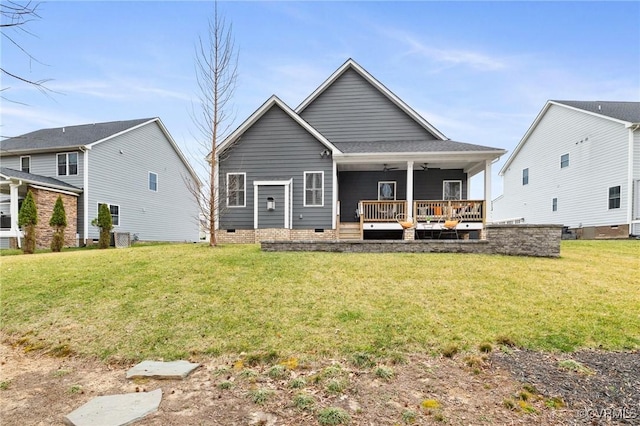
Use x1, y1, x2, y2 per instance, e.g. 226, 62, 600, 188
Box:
0, 118, 154, 154
1, 118, 200, 184
216, 95, 338, 157
295, 59, 448, 141
0, 167, 82, 193
552, 100, 640, 124
499, 100, 640, 175
333, 139, 504, 154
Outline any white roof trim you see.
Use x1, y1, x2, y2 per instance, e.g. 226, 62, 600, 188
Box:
0, 174, 83, 194
216, 95, 339, 157
295, 58, 448, 141
500, 100, 635, 175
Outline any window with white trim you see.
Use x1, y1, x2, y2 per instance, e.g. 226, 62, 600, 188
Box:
20, 156, 30, 173
98, 203, 120, 226
443, 180, 462, 200
560, 153, 569, 168
304, 171, 324, 206
57, 152, 78, 176
608, 186, 620, 209
149, 172, 158, 192
552, 197, 558, 212
522, 168, 529, 185
227, 173, 246, 207
378, 181, 396, 200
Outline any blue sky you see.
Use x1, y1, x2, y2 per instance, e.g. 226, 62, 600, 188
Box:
2, 1, 639, 198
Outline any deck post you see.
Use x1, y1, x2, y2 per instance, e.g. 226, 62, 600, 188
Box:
406, 161, 414, 220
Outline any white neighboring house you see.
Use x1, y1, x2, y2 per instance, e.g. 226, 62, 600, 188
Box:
492, 100, 640, 239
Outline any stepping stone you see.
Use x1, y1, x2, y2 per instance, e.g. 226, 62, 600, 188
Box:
126, 360, 200, 380
64, 388, 162, 426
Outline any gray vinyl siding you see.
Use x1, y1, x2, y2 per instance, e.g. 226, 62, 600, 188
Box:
87, 122, 199, 242
1, 151, 85, 188
299, 68, 438, 143
219, 105, 333, 229
338, 169, 467, 221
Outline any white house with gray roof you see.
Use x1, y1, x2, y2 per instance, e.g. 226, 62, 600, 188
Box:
215, 59, 506, 242
1, 117, 200, 248
492, 100, 640, 238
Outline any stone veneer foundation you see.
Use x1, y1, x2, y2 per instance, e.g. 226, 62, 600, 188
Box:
30, 187, 78, 249
261, 224, 563, 258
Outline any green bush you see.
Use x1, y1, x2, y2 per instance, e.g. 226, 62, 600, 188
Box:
18, 190, 37, 254
49, 196, 67, 252
92, 203, 113, 249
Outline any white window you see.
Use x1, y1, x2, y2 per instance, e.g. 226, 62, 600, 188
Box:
20, 156, 30, 173
443, 180, 462, 200
149, 172, 158, 192
608, 186, 621, 209
98, 203, 120, 226
560, 153, 569, 168
378, 181, 396, 200
57, 152, 78, 176
304, 171, 324, 206
227, 173, 246, 207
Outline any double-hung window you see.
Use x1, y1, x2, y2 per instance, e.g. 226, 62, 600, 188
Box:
304, 171, 324, 206
149, 172, 158, 192
20, 156, 30, 173
608, 186, 621, 209
522, 168, 529, 185
560, 153, 569, 168
57, 152, 78, 176
227, 173, 246, 207
98, 203, 120, 226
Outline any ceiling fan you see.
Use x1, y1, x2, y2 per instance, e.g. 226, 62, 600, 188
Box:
421, 163, 429, 171
382, 164, 398, 172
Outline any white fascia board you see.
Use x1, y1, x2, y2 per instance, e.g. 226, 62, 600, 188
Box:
0, 176, 82, 194
216, 95, 340, 159
84, 118, 156, 149
334, 150, 506, 164
29, 184, 81, 197
295, 58, 448, 141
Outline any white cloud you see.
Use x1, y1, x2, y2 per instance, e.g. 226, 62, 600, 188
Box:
49, 76, 192, 102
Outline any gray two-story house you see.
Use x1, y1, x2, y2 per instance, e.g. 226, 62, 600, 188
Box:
1, 118, 200, 248
215, 59, 506, 242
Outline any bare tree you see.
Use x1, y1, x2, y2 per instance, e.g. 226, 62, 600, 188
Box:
1, 1, 52, 101
190, 1, 238, 247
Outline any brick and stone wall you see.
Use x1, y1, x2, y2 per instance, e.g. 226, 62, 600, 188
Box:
574, 224, 629, 239
30, 187, 78, 249
216, 228, 337, 244
262, 224, 563, 258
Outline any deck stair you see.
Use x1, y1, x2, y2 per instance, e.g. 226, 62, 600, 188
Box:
338, 222, 362, 240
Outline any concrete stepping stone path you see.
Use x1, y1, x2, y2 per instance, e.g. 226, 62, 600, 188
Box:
64, 360, 199, 425
126, 360, 200, 380
64, 388, 162, 426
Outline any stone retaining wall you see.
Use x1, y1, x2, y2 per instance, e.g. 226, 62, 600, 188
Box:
262, 224, 563, 258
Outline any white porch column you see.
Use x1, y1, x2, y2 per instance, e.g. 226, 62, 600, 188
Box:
484, 160, 492, 222
9, 183, 20, 232
406, 161, 414, 220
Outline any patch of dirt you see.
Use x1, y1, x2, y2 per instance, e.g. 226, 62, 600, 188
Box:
1, 341, 638, 425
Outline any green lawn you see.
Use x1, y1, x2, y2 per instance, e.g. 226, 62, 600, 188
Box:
1, 241, 638, 362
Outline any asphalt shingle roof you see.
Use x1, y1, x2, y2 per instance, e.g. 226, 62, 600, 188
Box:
0, 167, 82, 192
553, 101, 640, 123
333, 139, 505, 154
0, 118, 154, 153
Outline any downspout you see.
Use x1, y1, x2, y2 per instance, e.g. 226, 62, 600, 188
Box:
80, 146, 90, 245
627, 124, 639, 234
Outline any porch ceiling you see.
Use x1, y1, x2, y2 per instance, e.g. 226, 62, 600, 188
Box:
336, 159, 487, 174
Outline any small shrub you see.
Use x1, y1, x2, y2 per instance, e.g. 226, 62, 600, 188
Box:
557, 359, 594, 375
288, 377, 306, 389
401, 409, 417, 424
267, 364, 289, 380
248, 388, 273, 405
351, 352, 376, 368
49, 195, 67, 252
317, 407, 350, 425
325, 379, 346, 394
441, 344, 459, 358
463, 354, 484, 368
18, 190, 37, 254
91, 203, 113, 249
545, 396, 566, 409
374, 365, 394, 381
292, 392, 315, 411
217, 381, 233, 390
